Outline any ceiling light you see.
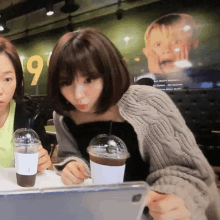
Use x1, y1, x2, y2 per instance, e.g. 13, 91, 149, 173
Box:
47, 11, 54, 16
0, 15, 4, 31
0, 17, 9, 33
46, 2, 54, 16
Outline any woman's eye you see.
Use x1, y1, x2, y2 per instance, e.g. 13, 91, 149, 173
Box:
5, 78, 12, 82
85, 77, 94, 83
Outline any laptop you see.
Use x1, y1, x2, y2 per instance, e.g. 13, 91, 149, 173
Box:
0, 181, 149, 220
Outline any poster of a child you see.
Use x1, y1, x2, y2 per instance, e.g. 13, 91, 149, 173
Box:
139, 13, 220, 89
143, 13, 198, 74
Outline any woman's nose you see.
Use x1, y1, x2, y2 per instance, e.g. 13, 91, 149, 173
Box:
74, 84, 85, 99
0, 82, 4, 95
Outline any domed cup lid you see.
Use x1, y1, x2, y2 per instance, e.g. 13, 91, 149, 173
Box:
12, 128, 40, 146
87, 134, 130, 160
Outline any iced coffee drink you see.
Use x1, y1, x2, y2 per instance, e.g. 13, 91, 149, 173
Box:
13, 128, 40, 187
87, 134, 130, 184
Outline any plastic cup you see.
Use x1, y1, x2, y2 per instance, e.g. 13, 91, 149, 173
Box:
12, 128, 40, 187
87, 134, 130, 184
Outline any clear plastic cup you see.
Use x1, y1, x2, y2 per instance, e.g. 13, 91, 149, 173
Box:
87, 134, 130, 184
12, 128, 40, 187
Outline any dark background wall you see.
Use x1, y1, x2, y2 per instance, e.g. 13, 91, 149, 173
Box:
10, 1, 220, 95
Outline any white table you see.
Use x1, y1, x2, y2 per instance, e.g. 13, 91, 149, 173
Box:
0, 168, 92, 192
0, 168, 147, 220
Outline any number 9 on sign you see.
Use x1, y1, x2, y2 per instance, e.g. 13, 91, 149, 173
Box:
27, 55, 43, 86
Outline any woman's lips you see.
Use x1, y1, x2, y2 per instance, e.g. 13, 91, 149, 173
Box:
76, 104, 88, 110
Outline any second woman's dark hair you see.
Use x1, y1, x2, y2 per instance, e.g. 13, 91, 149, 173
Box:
47, 28, 130, 115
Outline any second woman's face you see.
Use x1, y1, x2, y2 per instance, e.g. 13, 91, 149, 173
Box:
60, 74, 103, 114
0, 53, 16, 111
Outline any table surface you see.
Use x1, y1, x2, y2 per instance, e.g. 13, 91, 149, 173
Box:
0, 168, 92, 192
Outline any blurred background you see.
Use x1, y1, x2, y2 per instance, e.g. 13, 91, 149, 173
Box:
0, 0, 219, 95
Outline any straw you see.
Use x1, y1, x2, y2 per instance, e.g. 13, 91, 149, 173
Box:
109, 120, 113, 136
25, 119, 32, 154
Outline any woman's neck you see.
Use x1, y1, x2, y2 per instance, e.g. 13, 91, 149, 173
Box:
0, 103, 10, 129
70, 105, 125, 125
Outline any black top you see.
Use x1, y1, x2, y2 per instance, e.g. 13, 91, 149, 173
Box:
63, 117, 149, 182
14, 96, 51, 153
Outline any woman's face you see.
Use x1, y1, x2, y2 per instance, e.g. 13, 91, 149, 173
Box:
60, 73, 103, 114
0, 53, 16, 111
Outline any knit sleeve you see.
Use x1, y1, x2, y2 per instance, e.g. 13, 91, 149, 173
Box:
52, 111, 90, 176
141, 87, 219, 220
119, 85, 220, 220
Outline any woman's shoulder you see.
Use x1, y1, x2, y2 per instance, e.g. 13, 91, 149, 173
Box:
118, 85, 172, 106
53, 110, 64, 124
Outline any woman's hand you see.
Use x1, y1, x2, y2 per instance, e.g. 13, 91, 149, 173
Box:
146, 191, 191, 220
61, 161, 89, 185
37, 145, 51, 172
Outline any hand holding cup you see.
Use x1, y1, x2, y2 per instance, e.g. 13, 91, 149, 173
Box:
37, 145, 51, 172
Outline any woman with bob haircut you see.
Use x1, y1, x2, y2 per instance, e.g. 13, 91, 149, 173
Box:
47, 28, 220, 220
0, 36, 51, 172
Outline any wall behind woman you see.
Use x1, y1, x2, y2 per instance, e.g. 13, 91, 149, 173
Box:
11, 1, 220, 95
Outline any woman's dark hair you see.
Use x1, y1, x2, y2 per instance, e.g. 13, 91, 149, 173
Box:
47, 28, 130, 115
0, 37, 24, 101
135, 77, 154, 86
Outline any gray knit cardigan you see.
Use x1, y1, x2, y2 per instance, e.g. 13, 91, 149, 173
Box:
53, 85, 220, 220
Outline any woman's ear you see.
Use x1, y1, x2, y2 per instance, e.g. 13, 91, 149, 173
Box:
191, 38, 199, 49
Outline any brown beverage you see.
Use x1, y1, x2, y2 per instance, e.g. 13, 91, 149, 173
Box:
16, 173, 36, 187
89, 154, 126, 166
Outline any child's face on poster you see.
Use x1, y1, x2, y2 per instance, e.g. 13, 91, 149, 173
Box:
143, 20, 198, 74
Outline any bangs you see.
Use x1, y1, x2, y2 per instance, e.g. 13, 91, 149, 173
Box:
58, 39, 102, 82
